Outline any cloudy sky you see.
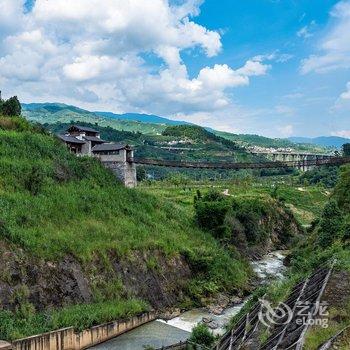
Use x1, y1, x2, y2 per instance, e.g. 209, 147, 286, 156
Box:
0, 0, 349, 137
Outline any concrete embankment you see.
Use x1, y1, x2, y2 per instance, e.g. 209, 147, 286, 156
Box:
6, 312, 156, 350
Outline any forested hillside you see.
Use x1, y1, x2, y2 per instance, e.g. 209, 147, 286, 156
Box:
22, 103, 329, 153
43, 122, 272, 180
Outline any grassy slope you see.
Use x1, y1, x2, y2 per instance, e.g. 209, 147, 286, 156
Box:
0, 116, 252, 339
140, 179, 329, 227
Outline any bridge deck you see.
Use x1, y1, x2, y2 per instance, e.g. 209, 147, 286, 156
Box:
133, 157, 350, 170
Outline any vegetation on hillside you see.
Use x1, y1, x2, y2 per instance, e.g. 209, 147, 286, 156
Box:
22, 103, 166, 134
0, 115, 254, 340
193, 189, 302, 255
289, 164, 350, 271
22, 102, 329, 154
224, 164, 350, 349
43, 121, 268, 181
0, 96, 21, 117
141, 178, 329, 228
299, 165, 339, 188
214, 130, 329, 153
342, 143, 350, 156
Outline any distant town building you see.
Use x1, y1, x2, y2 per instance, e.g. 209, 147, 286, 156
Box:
58, 125, 137, 188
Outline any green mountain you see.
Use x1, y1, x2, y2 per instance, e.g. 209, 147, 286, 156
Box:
216, 131, 330, 153
22, 103, 166, 134
95, 111, 190, 126
44, 122, 272, 180
22, 102, 330, 153
289, 136, 350, 149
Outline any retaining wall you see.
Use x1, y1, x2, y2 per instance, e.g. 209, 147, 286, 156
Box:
11, 311, 156, 350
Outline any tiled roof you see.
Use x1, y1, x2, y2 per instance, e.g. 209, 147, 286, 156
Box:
58, 135, 86, 144
83, 136, 105, 143
92, 143, 127, 152
67, 125, 99, 133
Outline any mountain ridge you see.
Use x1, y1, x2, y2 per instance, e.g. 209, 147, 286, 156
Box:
289, 136, 350, 148
22, 102, 342, 152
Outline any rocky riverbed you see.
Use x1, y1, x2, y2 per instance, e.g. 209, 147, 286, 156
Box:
91, 250, 287, 349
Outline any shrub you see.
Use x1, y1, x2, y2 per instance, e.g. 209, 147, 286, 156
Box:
24, 165, 45, 195
317, 200, 343, 248
189, 323, 215, 347
195, 200, 229, 238
333, 165, 350, 212
1, 96, 21, 116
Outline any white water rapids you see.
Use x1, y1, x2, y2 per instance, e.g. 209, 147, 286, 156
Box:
159, 250, 286, 335
91, 250, 287, 349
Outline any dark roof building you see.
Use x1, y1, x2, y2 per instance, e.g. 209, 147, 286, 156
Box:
67, 125, 100, 136
58, 134, 86, 144
58, 126, 136, 187
59, 126, 132, 157
83, 135, 105, 143
92, 143, 128, 152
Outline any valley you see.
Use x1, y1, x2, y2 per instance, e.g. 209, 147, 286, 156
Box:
2, 1, 350, 349
0, 104, 349, 350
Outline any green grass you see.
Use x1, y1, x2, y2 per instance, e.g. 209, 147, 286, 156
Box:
304, 302, 350, 350
0, 118, 254, 340
0, 298, 148, 340
0, 129, 251, 290
140, 178, 329, 226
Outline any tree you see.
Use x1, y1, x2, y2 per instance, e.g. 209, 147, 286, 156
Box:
136, 166, 147, 182
333, 165, 350, 212
1, 96, 21, 116
189, 323, 215, 348
317, 200, 343, 248
342, 143, 350, 157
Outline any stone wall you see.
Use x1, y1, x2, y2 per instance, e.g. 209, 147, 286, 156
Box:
102, 161, 137, 188
11, 312, 156, 350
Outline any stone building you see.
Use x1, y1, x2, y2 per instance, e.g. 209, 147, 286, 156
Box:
58, 125, 137, 188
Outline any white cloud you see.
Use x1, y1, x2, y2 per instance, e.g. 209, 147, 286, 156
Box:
332, 81, 350, 110
0, 0, 272, 121
297, 21, 316, 39
277, 124, 294, 137
275, 105, 295, 116
331, 130, 350, 138
340, 81, 350, 99
301, 1, 350, 73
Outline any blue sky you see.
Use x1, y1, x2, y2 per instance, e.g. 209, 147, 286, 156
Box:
0, 0, 349, 138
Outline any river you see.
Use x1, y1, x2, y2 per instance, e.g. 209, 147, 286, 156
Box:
90, 251, 286, 350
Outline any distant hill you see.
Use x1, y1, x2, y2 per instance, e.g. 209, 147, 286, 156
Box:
289, 136, 350, 149
95, 111, 190, 126
22, 102, 329, 153
22, 103, 167, 134
215, 131, 329, 153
